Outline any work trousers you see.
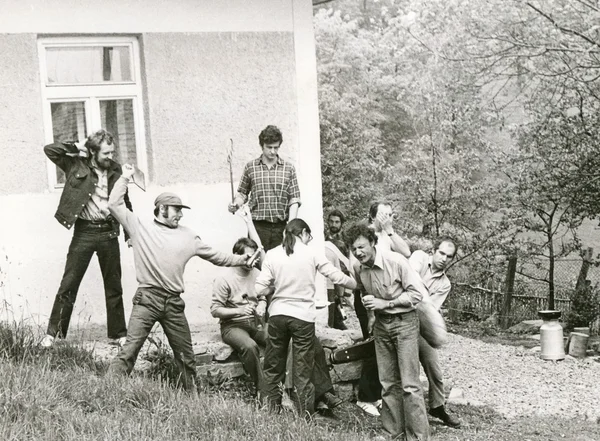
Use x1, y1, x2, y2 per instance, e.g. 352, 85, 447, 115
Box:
355, 291, 381, 402
109, 287, 196, 390
419, 335, 445, 408
374, 311, 430, 441
253, 220, 286, 251
221, 318, 267, 390
47, 219, 126, 339
327, 288, 346, 330
312, 336, 335, 401
261, 314, 315, 417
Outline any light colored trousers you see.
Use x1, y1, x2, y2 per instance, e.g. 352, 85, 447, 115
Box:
418, 335, 445, 408
374, 311, 430, 441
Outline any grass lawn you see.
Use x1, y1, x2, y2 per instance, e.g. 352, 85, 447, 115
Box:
1, 321, 599, 441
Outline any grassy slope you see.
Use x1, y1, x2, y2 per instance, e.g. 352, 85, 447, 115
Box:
1, 322, 599, 441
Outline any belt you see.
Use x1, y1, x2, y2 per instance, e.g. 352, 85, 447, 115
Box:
77, 216, 114, 226
253, 219, 286, 225
376, 310, 415, 319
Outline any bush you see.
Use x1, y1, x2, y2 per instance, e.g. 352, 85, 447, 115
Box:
564, 284, 600, 332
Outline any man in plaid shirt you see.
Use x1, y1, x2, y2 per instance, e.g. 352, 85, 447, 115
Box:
228, 125, 301, 251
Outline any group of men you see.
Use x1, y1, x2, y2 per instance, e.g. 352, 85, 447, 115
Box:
40, 124, 459, 441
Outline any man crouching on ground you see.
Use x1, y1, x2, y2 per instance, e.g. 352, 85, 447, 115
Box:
107, 164, 252, 390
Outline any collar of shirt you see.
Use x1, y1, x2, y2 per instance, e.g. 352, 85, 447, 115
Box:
90, 158, 107, 177
361, 246, 385, 271
427, 255, 446, 280
257, 155, 284, 167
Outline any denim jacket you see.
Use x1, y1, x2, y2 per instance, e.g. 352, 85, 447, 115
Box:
44, 142, 133, 238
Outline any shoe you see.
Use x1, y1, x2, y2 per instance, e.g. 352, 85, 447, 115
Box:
322, 391, 343, 409
429, 405, 461, 428
40, 334, 55, 348
356, 400, 380, 417
110, 336, 127, 347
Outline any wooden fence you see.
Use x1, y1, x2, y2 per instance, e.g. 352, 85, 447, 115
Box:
446, 283, 572, 326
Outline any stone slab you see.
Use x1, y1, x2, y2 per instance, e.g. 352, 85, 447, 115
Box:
196, 361, 245, 378
329, 360, 363, 382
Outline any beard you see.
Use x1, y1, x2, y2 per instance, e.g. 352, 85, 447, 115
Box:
93, 153, 111, 170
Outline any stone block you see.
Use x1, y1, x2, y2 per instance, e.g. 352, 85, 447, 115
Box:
329, 360, 363, 382
333, 381, 357, 402
447, 387, 464, 401
316, 326, 354, 350
195, 353, 214, 365
213, 344, 235, 361
196, 361, 245, 378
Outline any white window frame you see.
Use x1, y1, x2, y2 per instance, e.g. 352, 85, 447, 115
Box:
38, 36, 147, 189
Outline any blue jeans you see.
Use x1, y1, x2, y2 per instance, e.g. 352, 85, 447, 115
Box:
109, 287, 196, 390
261, 314, 315, 416
47, 219, 126, 339
374, 310, 430, 441
221, 318, 267, 390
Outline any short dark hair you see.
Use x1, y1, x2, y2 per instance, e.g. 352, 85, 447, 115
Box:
85, 129, 114, 155
232, 237, 258, 255
434, 236, 458, 257
328, 209, 345, 224
368, 201, 391, 223
344, 221, 377, 247
258, 125, 283, 147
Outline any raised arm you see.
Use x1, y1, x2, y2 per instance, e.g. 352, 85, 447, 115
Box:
44, 141, 84, 173
108, 165, 137, 237
237, 204, 265, 263
195, 240, 248, 267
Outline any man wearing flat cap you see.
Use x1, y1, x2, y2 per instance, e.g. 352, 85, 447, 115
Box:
107, 164, 252, 390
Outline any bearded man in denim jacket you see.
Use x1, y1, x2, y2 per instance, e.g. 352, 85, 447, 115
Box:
41, 129, 132, 348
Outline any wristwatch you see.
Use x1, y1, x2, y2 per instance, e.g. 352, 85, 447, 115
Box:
388, 300, 395, 309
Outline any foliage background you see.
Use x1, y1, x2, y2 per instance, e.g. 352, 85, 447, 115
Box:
315, 0, 600, 316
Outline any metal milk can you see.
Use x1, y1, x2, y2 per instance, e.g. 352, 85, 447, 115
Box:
538, 310, 565, 360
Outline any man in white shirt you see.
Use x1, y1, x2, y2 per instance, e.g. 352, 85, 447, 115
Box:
409, 237, 461, 428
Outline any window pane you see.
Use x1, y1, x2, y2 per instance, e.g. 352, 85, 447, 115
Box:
46, 46, 132, 84
50, 101, 87, 184
100, 99, 137, 165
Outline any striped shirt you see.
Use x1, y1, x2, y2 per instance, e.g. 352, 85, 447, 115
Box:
237, 155, 301, 223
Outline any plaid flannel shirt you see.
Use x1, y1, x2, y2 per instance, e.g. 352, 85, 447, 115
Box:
237, 155, 301, 223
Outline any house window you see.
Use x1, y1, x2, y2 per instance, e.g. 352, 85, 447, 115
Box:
38, 37, 146, 187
